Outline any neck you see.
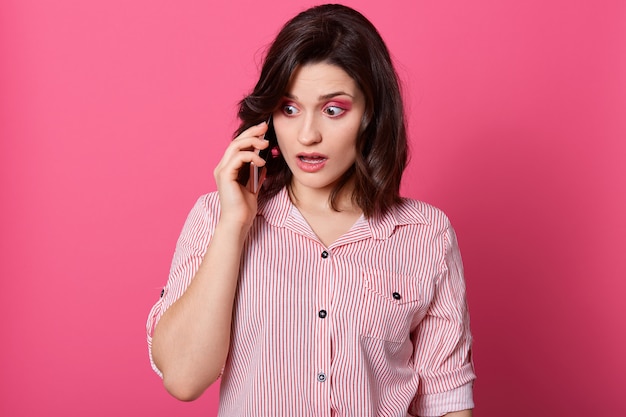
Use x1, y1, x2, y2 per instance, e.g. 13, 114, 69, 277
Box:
288, 179, 359, 215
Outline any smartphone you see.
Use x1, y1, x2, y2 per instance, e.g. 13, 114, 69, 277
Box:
236, 117, 277, 193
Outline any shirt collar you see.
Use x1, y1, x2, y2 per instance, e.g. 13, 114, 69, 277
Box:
258, 187, 430, 240
367, 199, 430, 240
257, 187, 294, 228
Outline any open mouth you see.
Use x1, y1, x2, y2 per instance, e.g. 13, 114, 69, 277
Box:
296, 153, 328, 172
298, 155, 327, 164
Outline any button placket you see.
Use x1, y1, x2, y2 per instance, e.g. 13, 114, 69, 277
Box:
315, 246, 332, 396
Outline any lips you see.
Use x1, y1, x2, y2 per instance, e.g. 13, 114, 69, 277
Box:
296, 153, 328, 172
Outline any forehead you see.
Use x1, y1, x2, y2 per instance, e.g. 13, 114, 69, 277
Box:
286, 62, 360, 98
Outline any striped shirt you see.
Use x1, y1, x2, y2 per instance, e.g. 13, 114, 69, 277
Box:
147, 187, 475, 416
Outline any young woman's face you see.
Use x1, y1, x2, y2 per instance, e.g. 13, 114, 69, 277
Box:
273, 62, 365, 196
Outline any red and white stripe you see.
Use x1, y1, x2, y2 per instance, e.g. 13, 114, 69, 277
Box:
147, 187, 475, 416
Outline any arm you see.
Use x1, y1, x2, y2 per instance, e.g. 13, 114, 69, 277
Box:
411, 222, 476, 416
444, 411, 472, 417
150, 123, 269, 401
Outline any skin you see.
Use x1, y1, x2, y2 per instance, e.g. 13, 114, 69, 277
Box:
272, 62, 366, 245
151, 121, 270, 400
150, 62, 473, 416
445, 411, 472, 417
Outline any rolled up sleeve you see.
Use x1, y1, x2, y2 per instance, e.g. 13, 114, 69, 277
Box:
410, 224, 476, 416
145, 194, 218, 378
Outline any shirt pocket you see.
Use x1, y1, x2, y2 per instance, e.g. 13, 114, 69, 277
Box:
360, 270, 424, 343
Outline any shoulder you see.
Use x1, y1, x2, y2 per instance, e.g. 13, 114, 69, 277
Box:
394, 199, 462, 260
188, 191, 221, 218
393, 198, 452, 231
178, 192, 221, 235
195, 191, 220, 209
368, 198, 454, 241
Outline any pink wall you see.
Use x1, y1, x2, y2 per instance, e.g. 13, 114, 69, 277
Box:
1, 0, 624, 415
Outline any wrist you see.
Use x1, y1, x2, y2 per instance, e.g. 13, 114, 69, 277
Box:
214, 217, 254, 240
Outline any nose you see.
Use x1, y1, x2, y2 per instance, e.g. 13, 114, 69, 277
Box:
297, 114, 322, 145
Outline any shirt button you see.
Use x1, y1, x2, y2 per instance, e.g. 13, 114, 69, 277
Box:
160, 288, 165, 298
321, 250, 329, 259
317, 372, 326, 382
318, 310, 327, 319
392, 292, 401, 300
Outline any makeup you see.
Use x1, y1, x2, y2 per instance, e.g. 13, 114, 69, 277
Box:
296, 153, 328, 173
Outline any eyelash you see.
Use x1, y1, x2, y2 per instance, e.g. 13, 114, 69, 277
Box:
323, 105, 345, 117
281, 103, 347, 117
282, 104, 299, 115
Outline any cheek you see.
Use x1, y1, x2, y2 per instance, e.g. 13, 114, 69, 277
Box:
272, 114, 297, 138
273, 123, 289, 150
337, 126, 359, 152
275, 135, 290, 154
342, 112, 364, 139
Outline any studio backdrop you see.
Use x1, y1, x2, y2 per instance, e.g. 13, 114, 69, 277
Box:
1, 0, 624, 416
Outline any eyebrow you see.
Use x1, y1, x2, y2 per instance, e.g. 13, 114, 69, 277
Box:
284, 91, 355, 101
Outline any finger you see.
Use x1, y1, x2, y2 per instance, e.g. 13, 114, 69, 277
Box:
215, 150, 268, 183
233, 151, 268, 169
224, 136, 269, 159
216, 126, 271, 181
235, 121, 268, 141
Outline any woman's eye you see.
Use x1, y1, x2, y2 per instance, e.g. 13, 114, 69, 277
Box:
323, 106, 345, 117
282, 104, 299, 115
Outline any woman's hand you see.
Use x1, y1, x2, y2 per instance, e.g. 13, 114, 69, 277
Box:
213, 122, 270, 228
152, 122, 271, 399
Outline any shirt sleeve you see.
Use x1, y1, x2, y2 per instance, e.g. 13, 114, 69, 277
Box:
145, 194, 218, 378
409, 223, 476, 416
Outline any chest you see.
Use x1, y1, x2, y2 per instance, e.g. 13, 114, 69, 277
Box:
236, 226, 440, 343
297, 209, 363, 248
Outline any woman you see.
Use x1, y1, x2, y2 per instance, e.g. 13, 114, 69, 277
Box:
147, 4, 475, 416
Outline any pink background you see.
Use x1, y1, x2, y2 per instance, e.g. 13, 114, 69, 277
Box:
1, 0, 625, 415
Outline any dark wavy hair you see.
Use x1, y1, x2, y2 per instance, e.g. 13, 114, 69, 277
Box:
235, 4, 408, 217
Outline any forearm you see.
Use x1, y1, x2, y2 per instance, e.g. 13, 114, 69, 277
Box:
442, 410, 472, 417
151, 220, 248, 400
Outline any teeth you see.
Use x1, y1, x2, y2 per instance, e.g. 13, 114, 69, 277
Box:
300, 157, 325, 164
